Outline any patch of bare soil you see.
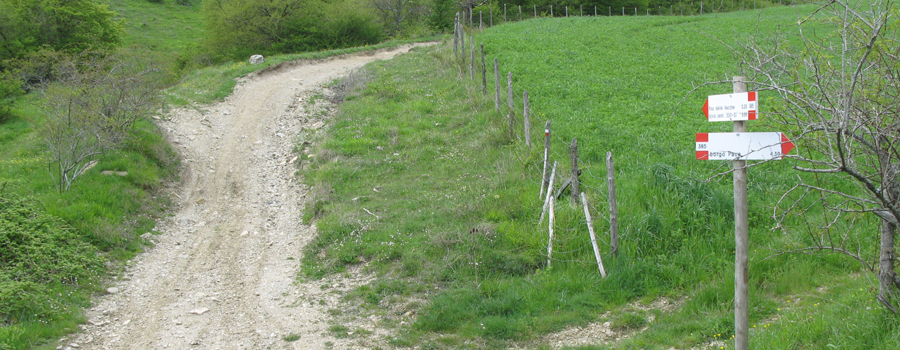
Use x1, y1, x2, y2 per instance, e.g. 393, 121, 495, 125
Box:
540, 297, 682, 349
61, 44, 432, 350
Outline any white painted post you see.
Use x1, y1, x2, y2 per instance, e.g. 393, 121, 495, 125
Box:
581, 192, 607, 278
547, 196, 555, 267
540, 161, 558, 224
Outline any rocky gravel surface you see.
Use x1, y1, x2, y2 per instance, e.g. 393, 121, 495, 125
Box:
62, 44, 432, 350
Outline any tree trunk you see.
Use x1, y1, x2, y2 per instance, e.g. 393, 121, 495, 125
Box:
878, 219, 900, 314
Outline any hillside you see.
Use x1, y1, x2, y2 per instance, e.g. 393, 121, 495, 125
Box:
299, 3, 900, 349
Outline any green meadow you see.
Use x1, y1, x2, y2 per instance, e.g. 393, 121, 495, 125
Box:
302, 4, 898, 349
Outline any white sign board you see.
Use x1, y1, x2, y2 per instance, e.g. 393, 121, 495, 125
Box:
696, 132, 794, 160
704, 92, 758, 122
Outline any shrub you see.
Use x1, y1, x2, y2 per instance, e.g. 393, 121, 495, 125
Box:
0, 194, 103, 324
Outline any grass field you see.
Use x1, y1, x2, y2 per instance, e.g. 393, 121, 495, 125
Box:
300, 4, 900, 349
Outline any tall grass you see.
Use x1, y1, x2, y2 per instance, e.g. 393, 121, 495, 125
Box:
301, 3, 895, 348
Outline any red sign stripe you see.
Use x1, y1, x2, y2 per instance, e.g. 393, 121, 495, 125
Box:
748, 110, 757, 120
781, 133, 795, 158
697, 151, 709, 160
748, 91, 756, 101
696, 133, 709, 142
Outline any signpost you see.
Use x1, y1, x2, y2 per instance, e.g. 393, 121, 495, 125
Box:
696, 132, 794, 160
703, 92, 758, 121
696, 77, 794, 350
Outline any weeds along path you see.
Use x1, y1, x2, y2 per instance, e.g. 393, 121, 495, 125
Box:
71, 44, 432, 350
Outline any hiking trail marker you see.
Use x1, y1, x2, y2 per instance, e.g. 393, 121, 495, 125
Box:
704, 91, 758, 121
696, 78, 794, 350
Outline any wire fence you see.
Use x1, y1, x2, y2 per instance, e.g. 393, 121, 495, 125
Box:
462, 0, 796, 28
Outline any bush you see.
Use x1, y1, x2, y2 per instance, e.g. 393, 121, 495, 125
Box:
0, 194, 103, 324
203, 0, 382, 61
0, 71, 22, 123
0, 0, 124, 70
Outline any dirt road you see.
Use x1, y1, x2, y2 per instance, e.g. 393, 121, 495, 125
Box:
66, 44, 431, 350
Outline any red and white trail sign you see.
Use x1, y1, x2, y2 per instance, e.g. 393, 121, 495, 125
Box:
703, 92, 758, 121
696, 132, 795, 160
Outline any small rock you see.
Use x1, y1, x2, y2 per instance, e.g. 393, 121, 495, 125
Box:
100, 170, 128, 177
69, 344, 80, 349
249, 55, 265, 64
106, 287, 119, 294
190, 308, 210, 315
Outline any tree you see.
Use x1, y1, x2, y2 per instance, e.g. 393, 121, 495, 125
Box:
39, 52, 164, 192
203, 0, 382, 60
730, 0, 900, 312
0, 0, 124, 69
372, 0, 424, 36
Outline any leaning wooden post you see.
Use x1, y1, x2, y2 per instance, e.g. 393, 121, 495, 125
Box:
547, 195, 556, 267
540, 121, 552, 199
733, 76, 749, 350
507, 72, 515, 139
606, 152, 619, 257
539, 161, 558, 224
570, 138, 580, 207
523, 91, 531, 147
581, 192, 607, 278
494, 58, 501, 114
480, 44, 487, 94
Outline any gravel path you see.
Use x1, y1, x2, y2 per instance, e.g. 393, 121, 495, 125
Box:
66, 44, 432, 350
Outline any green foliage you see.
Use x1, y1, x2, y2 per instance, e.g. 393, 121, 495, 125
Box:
0, 0, 124, 70
300, 3, 896, 348
202, 0, 383, 61
0, 194, 103, 324
428, 0, 455, 32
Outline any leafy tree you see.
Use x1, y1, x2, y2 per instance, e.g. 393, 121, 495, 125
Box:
0, 0, 124, 69
203, 0, 382, 61
37, 52, 164, 191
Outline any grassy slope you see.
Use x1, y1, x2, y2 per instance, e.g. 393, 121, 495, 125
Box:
0, 1, 195, 348
302, 4, 900, 349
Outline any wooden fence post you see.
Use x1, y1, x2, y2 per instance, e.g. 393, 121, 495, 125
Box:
523, 91, 531, 147
519, 5, 522, 20
607, 152, 619, 257
733, 76, 750, 350
494, 58, 501, 114
470, 37, 475, 80
481, 44, 487, 94
581, 192, 607, 278
453, 13, 459, 58
480, 11, 483, 29
461, 28, 466, 66
539, 161, 558, 224
507, 72, 515, 140
504, 4, 507, 22
540, 121, 552, 199
490, 7, 493, 26
551, 5, 553, 16
534, 5, 536, 18
570, 138, 579, 206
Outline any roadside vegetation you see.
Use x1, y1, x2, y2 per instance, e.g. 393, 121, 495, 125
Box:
3, 0, 898, 349
300, 3, 900, 349
0, 0, 436, 348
